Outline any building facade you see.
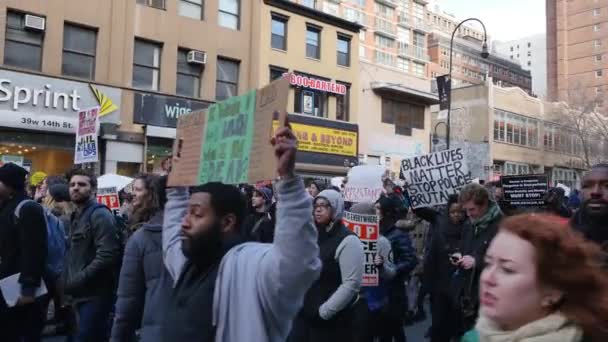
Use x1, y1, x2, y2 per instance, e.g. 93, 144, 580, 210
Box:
436, 79, 602, 188
547, 0, 608, 103
493, 34, 547, 99
0, 0, 362, 178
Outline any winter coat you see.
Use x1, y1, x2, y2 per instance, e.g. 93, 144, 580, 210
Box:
570, 210, 608, 268
110, 212, 171, 342
0, 194, 47, 302
64, 199, 121, 301
242, 212, 275, 243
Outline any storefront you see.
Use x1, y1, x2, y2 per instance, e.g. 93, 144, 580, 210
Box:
132, 91, 212, 173
0, 69, 121, 176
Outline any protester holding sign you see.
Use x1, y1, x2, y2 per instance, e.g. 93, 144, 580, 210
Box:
374, 196, 418, 342
162, 125, 322, 342
290, 188, 364, 342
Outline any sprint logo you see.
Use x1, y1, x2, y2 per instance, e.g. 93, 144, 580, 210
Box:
90, 84, 118, 117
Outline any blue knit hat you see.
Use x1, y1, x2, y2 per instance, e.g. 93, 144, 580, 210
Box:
255, 187, 274, 204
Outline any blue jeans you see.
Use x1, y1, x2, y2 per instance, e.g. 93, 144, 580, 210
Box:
68, 296, 113, 342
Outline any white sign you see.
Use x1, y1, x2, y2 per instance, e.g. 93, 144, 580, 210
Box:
74, 107, 100, 164
0, 155, 24, 167
343, 165, 385, 203
0, 70, 121, 134
401, 148, 472, 208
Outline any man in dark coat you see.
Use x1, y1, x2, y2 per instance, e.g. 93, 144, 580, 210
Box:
0, 163, 48, 341
571, 164, 608, 260
242, 186, 275, 243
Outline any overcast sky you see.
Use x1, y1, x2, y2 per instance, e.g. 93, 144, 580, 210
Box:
432, 0, 546, 42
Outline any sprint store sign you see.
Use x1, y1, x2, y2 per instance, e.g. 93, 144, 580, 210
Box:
0, 69, 121, 134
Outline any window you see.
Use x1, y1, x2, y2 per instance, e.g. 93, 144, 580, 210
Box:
344, 8, 366, 25
413, 62, 424, 77
179, 0, 203, 20
216, 58, 239, 101
375, 34, 394, 49
493, 109, 538, 147
527, 42, 531, 48
133, 39, 161, 91
323, 2, 339, 16
62, 24, 96, 80
594, 8, 600, 16
375, 3, 394, 19
4, 11, 44, 71
397, 57, 409, 72
527, 51, 531, 57
360, 45, 366, 58
269, 65, 287, 82
375, 50, 394, 66
336, 82, 351, 121
302, 0, 317, 9
271, 15, 287, 50
527, 61, 531, 66
510, 46, 513, 51
381, 98, 424, 136
176, 49, 202, 97
306, 26, 321, 59
505, 162, 530, 176
293, 74, 328, 117
137, 0, 165, 9
219, 0, 240, 30
595, 24, 601, 32
337, 35, 351, 67
597, 69, 603, 77
597, 54, 603, 62
595, 39, 602, 48
413, 2, 424, 22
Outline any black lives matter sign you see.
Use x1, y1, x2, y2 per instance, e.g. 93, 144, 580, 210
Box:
501, 175, 548, 207
401, 148, 472, 208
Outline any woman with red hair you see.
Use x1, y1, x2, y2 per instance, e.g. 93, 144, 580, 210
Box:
462, 214, 608, 341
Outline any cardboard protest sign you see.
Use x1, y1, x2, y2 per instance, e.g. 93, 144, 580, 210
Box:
74, 107, 99, 164
401, 148, 472, 208
343, 165, 385, 203
168, 78, 288, 186
342, 212, 379, 287
96, 187, 120, 215
501, 175, 548, 207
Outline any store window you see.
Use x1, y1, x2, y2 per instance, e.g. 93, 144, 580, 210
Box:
269, 65, 288, 82
146, 137, 174, 173
293, 74, 328, 118
179, 0, 203, 20
62, 24, 97, 80
271, 14, 288, 50
336, 82, 351, 121
176, 48, 202, 97
306, 25, 321, 59
219, 0, 240, 30
337, 35, 351, 67
133, 39, 161, 91
4, 11, 44, 71
216, 57, 239, 101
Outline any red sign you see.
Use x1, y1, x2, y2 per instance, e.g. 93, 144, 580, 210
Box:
342, 211, 379, 287
284, 72, 347, 95
96, 186, 120, 210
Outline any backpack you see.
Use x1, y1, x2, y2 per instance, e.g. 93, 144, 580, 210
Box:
79, 203, 128, 255
15, 200, 67, 280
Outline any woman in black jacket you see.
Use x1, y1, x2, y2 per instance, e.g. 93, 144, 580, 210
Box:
415, 195, 467, 342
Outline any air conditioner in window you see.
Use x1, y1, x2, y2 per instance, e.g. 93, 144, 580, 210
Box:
187, 50, 207, 65
24, 14, 45, 31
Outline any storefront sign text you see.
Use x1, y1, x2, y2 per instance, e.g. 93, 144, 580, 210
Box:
284, 73, 347, 95
272, 121, 357, 157
133, 92, 212, 128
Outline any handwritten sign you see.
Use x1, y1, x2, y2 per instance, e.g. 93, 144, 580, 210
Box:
401, 148, 472, 208
343, 165, 385, 203
501, 175, 548, 207
168, 78, 289, 186
96, 187, 120, 215
343, 212, 379, 287
74, 107, 99, 164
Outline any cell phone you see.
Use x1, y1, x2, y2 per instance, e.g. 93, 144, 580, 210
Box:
450, 255, 460, 263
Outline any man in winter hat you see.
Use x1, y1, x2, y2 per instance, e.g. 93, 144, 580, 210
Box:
242, 186, 275, 243
0, 163, 48, 340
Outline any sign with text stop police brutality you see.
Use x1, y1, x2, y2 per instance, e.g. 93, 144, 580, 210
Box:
96, 187, 120, 215
342, 212, 379, 287
401, 148, 472, 208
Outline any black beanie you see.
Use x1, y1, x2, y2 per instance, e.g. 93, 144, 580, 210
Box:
0, 163, 28, 191
49, 183, 70, 202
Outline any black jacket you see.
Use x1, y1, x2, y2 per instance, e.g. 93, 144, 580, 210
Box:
571, 210, 608, 267
64, 199, 121, 301
0, 194, 47, 300
242, 212, 275, 243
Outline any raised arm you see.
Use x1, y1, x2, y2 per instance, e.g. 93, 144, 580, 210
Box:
162, 187, 189, 284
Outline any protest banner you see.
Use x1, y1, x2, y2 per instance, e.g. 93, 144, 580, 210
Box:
343, 165, 385, 203
501, 175, 548, 207
96, 187, 120, 215
74, 107, 100, 164
168, 78, 288, 186
400, 148, 472, 208
342, 211, 379, 287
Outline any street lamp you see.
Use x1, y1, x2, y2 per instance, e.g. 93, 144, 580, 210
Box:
446, 18, 489, 149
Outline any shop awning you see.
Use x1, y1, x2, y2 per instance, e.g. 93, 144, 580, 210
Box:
371, 82, 440, 105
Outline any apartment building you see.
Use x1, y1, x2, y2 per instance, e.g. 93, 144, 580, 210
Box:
547, 0, 608, 103
494, 34, 547, 98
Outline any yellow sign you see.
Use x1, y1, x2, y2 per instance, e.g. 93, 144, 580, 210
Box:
90, 85, 118, 117
273, 121, 357, 157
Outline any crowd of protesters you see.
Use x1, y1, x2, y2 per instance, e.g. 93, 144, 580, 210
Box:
0, 125, 607, 342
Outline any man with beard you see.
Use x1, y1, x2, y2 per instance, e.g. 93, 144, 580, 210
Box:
162, 126, 321, 341
571, 164, 608, 255
0, 163, 47, 341
64, 168, 121, 341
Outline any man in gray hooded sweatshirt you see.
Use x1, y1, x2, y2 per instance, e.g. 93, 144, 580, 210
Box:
161, 126, 321, 342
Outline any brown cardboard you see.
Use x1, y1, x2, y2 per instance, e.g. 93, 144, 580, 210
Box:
167, 110, 206, 186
